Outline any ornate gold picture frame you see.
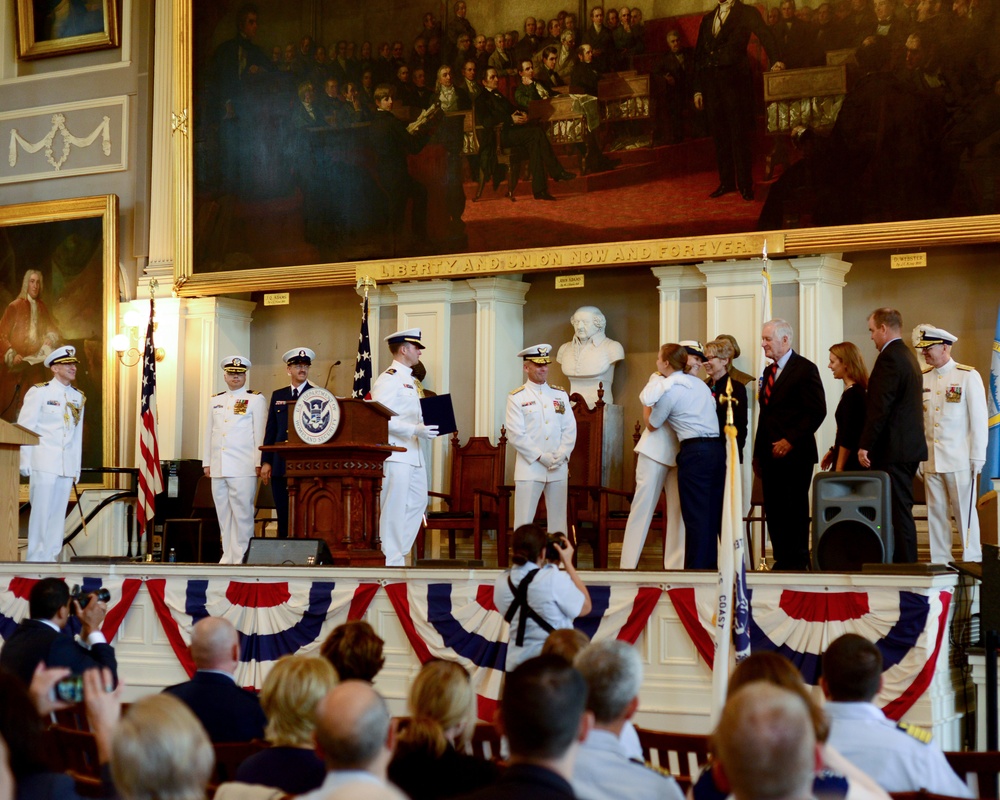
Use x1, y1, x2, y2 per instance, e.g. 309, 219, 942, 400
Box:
172, 2, 1000, 296
0, 195, 119, 491
15, 0, 120, 60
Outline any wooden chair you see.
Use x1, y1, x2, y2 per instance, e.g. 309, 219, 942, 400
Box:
567, 386, 611, 568
253, 479, 276, 538
161, 474, 222, 563
211, 739, 270, 785
50, 724, 103, 796
745, 474, 766, 568
944, 751, 1000, 799
635, 727, 710, 793
467, 721, 504, 762
418, 429, 509, 563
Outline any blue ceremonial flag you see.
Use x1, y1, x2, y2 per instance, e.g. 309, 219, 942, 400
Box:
985, 304, 1000, 495
352, 293, 372, 399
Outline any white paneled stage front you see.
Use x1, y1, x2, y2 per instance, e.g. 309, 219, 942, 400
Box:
0, 564, 974, 748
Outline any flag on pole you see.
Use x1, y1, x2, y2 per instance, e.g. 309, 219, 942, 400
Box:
760, 243, 773, 380
137, 299, 163, 531
352, 292, 373, 399
711, 378, 751, 723
984, 304, 1000, 495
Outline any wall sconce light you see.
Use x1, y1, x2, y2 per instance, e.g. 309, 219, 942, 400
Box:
113, 309, 165, 367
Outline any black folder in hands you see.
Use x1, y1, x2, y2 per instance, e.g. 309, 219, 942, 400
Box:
420, 393, 457, 436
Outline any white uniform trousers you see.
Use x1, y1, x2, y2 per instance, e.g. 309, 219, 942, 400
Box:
27, 471, 73, 562
619, 454, 686, 570
212, 476, 257, 565
925, 470, 981, 563
514, 479, 569, 535
380, 460, 428, 566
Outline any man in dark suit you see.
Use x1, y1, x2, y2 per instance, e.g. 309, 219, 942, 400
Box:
260, 347, 315, 539
0, 578, 117, 686
475, 67, 575, 201
693, 0, 785, 201
753, 319, 827, 570
163, 616, 266, 743
858, 308, 928, 563
582, 5, 615, 73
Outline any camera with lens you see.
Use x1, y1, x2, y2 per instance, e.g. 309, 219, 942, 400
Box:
544, 533, 568, 562
69, 585, 110, 614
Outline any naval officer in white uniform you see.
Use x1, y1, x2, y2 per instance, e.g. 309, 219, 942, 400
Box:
619, 366, 686, 570
370, 329, 439, 566
202, 355, 267, 564
17, 345, 85, 562
506, 344, 578, 536
914, 324, 988, 563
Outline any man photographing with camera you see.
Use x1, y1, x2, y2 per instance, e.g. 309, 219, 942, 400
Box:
0, 577, 117, 687
495, 524, 592, 671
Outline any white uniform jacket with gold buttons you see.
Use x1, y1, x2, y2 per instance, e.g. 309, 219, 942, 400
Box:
506, 381, 577, 482
18, 380, 85, 479
370, 360, 424, 467
921, 359, 987, 473
202, 387, 267, 477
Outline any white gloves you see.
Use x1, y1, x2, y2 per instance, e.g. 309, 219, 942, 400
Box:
538, 453, 555, 468
973, 459, 985, 475
414, 424, 439, 440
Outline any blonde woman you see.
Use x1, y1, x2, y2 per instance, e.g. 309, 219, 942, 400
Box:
235, 654, 338, 794
388, 660, 499, 800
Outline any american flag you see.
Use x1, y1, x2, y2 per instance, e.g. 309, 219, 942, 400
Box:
137, 299, 163, 531
352, 293, 373, 398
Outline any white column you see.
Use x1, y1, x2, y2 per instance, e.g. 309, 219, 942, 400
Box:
789, 255, 853, 457
390, 280, 472, 497
651, 265, 706, 343
144, 0, 175, 291
467, 277, 530, 441
180, 298, 257, 460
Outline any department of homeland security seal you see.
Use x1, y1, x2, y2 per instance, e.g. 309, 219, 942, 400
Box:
293, 386, 341, 444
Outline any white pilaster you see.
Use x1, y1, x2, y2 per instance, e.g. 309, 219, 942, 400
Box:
144, 0, 175, 290
467, 277, 530, 441
650, 265, 706, 343
360, 284, 398, 379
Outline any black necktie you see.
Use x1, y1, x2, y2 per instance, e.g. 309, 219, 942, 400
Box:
292, 387, 299, 399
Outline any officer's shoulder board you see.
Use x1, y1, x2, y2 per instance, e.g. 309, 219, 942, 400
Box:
212, 390, 225, 397
921, 365, 932, 374
549, 384, 566, 393
897, 721, 933, 744
510, 386, 525, 395
629, 757, 672, 778
34, 381, 49, 388
956, 363, 974, 371
248, 390, 262, 395
385, 368, 397, 375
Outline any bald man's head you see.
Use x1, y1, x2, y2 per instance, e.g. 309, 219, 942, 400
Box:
314, 680, 392, 774
190, 616, 240, 673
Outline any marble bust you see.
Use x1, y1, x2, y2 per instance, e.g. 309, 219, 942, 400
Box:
556, 305, 625, 406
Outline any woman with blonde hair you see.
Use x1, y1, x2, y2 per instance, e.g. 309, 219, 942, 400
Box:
821, 342, 868, 472
234, 654, 338, 794
388, 660, 499, 800
111, 694, 215, 800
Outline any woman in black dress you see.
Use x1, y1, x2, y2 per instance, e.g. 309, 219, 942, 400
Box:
389, 660, 499, 800
704, 338, 748, 460
821, 341, 868, 472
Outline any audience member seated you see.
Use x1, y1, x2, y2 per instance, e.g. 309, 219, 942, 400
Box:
0, 666, 120, 800
459, 655, 592, 800
112, 693, 215, 800
571, 44, 601, 95
162, 616, 267, 743
572, 640, 684, 800
298, 680, 407, 800
540, 628, 591, 662
712, 683, 817, 800
692, 652, 891, 800
321, 620, 386, 682
389, 660, 500, 800
234, 654, 339, 794
821, 634, 972, 797
0, 577, 117, 687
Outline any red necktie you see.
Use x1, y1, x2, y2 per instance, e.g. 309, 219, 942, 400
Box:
761, 363, 776, 405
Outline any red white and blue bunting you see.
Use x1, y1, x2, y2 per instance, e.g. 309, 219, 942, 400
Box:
667, 584, 952, 719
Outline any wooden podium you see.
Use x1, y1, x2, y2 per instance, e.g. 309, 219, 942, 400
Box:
0, 421, 39, 561
260, 398, 402, 566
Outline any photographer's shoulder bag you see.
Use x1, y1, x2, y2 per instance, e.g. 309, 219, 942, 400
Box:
504, 567, 555, 646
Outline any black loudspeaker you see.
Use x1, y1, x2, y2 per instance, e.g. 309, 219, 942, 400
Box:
811, 471, 893, 571
243, 538, 333, 566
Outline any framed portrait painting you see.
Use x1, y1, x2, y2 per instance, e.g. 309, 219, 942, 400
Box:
0, 195, 119, 491
16, 0, 120, 60
172, 1, 1000, 296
